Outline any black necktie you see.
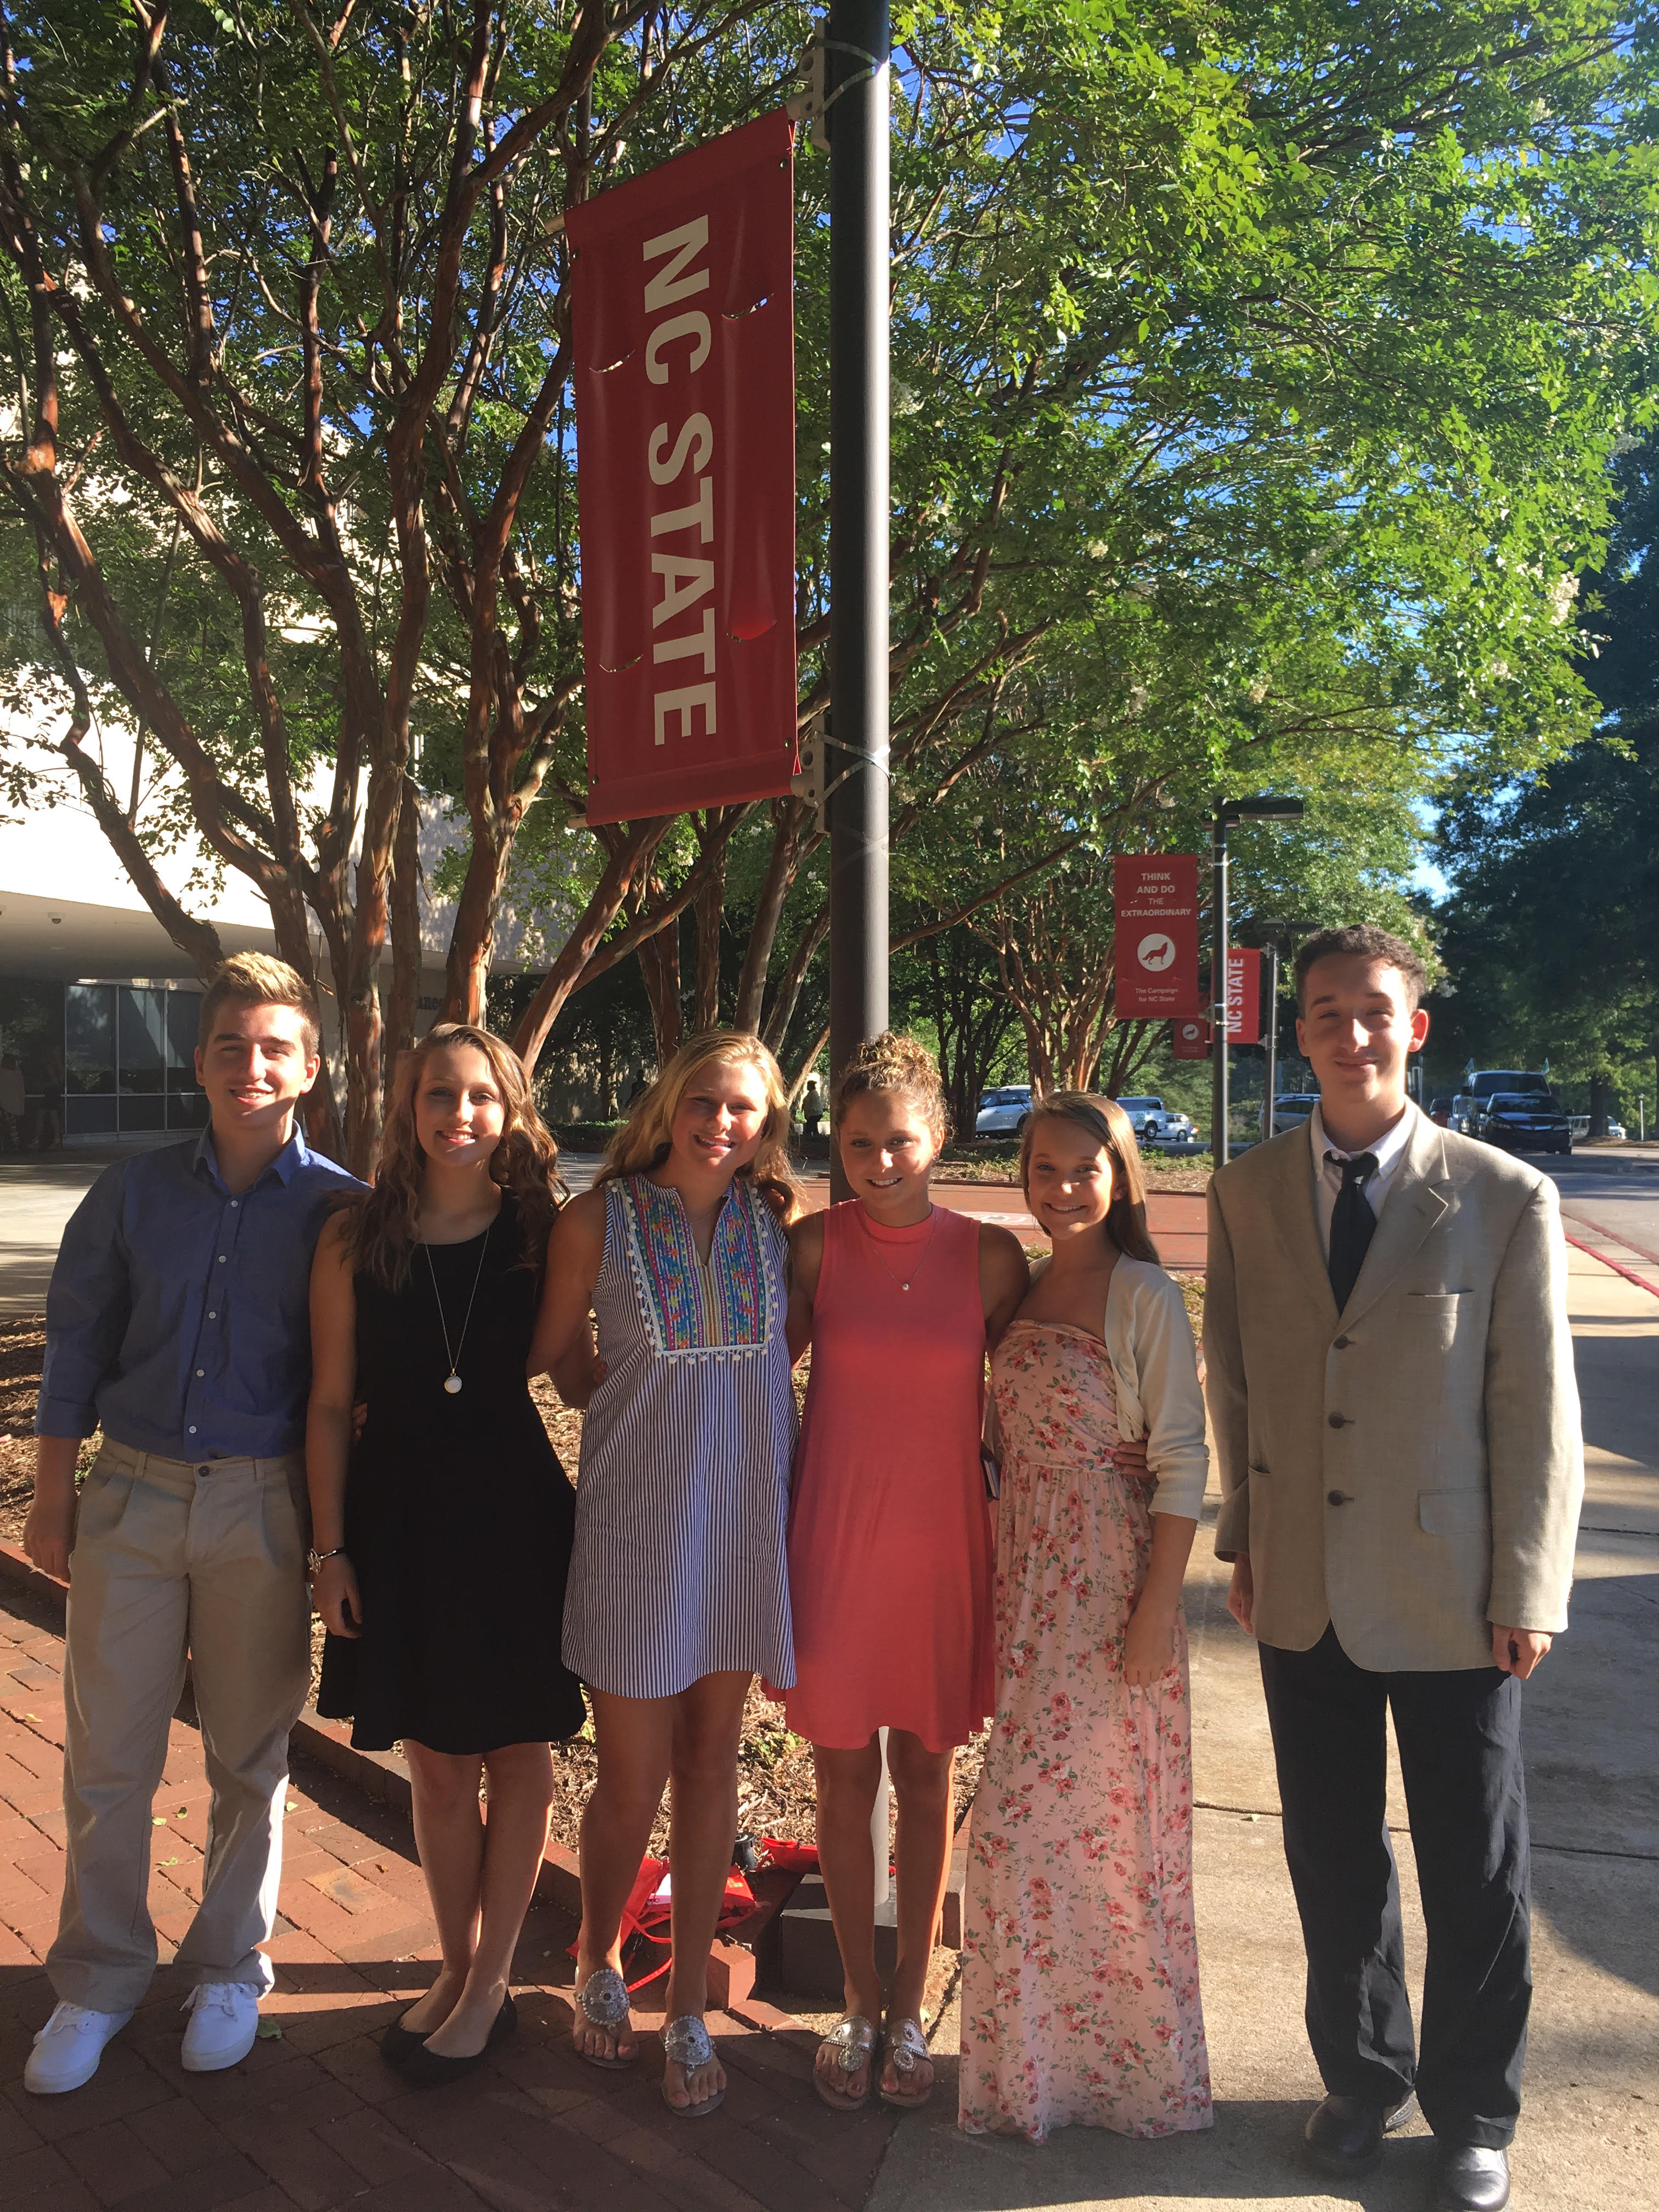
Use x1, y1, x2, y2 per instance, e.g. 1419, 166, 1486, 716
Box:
1327, 1153, 1379, 1312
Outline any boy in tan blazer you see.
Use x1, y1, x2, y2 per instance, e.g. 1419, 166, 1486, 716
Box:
1204, 925, 1582, 2212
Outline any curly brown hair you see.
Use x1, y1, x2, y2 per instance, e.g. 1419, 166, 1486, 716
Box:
343, 1024, 564, 1289
830, 1032, 951, 1144
595, 1029, 804, 1223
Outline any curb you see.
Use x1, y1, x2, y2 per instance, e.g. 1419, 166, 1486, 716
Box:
0, 1537, 800, 2021
1564, 1232, 1659, 1301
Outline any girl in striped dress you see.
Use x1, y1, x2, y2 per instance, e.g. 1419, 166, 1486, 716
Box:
533, 1031, 801, 2121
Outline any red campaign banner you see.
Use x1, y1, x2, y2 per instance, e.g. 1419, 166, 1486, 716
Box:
1171, 1018, 1211, 1061
1114, 855, 1203, 1018
569, 112, 799, 823
1227, 947, 1262, 1045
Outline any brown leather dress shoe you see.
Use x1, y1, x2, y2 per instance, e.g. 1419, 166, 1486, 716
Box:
1304, 2089, 1419, 2177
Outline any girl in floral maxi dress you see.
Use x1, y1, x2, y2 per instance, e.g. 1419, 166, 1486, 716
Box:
960, 1093, 1214, 2144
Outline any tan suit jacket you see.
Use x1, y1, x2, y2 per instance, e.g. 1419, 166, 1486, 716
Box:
1204, 1105, 1583, 1671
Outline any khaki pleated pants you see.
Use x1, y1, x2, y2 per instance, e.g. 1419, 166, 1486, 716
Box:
47, 1440, 311, 2012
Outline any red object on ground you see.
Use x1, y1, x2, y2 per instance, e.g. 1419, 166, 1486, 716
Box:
569, 112, 799, 823
756, 1837, 820, 1874
1114, 855, 1204, 1018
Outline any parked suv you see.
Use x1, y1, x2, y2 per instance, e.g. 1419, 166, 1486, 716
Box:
975, 1085, 1033, 1135
1475, 1092, 1572, 1156
1116, 1094, 1173, 1143
1450, 1070, 1551, 1136
1271, 1093, 1322, 1135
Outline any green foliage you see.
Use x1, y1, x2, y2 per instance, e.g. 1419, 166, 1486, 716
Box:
1431, 428, 1659, 1104
1, 0, 1655, 1108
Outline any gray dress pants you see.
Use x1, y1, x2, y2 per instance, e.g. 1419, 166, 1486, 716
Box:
48, 1440, 311, 2011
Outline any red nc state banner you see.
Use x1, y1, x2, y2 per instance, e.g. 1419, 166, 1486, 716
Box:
1114, 855, 1203, 1018
1227, 947, 1262, 1045
1171, 1017, 1211, 1061
568, 112, 798, 823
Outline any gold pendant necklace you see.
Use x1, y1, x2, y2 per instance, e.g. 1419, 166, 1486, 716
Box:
864, 1207, 937, 1293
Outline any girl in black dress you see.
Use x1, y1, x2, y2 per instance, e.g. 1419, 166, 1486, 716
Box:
307, 1023, 583, 2085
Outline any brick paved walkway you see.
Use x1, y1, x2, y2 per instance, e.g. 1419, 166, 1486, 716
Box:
0, 1578, 905, 2211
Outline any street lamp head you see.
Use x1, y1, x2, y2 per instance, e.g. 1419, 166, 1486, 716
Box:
1220, 795, 1306, 822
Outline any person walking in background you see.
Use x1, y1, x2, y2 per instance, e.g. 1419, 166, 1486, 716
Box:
783, 1036, 1028, 2114
0, 1051, 25, 1149
35, 1045, 64, 1150
534, 1030, 802, 2120
22, 956, 358, 2092
307, 1023, 584, 2086
1205, 924, 1583, 2212
960, 1093, 1213, 2144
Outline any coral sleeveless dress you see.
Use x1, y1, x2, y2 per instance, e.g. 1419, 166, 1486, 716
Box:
781, 1201, 994, 1752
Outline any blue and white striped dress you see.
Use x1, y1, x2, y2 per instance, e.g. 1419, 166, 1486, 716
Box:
561, 1173, 797, 1697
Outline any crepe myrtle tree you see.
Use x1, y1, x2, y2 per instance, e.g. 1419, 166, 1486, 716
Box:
1, 0, 1652, 1164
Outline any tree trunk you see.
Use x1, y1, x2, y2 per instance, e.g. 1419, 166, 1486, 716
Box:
441, 804, 510, 1024
734, 800, 808, 1032
511, 820, 669, 1074
637, 905, 684, 1064
387, 772, 424, 1086
1589, 1070, 1610, 1140
692, 834, 725, 1031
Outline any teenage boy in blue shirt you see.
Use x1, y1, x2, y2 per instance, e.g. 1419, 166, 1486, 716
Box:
24, 955, 360, 2092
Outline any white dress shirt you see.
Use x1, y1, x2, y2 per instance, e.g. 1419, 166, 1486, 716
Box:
1307, 1101, 1416, 1261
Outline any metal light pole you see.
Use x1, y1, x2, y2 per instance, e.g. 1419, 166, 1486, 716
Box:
1210, 800, 1306, 1167
1248, 917, 1316, 1143
826, 0, 890, 1203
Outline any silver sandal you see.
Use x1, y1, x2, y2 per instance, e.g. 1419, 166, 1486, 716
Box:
879, 2015, 933, 2109
814, 2013, 877, 2112
662, 2013, 724, 2118
573, 1965, 635, 2070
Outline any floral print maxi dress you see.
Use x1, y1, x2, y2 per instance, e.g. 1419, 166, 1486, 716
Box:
959, 1319, 1212, 2143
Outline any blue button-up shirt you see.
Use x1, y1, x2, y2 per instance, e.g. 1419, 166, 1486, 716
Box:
36, 1127, 363, 1460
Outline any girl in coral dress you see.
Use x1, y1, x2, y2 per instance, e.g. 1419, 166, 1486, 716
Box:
960, 1092, 1214, 2143
782, 1037, 1028, 2114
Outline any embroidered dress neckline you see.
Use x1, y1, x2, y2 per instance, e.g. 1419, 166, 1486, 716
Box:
618, 1176, 770, 1357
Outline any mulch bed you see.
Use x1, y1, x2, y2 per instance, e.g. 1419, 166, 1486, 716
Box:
1, 1316, 985, 1855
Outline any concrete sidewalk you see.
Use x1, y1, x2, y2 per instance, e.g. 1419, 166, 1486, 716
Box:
866, 1242, 1659, 2211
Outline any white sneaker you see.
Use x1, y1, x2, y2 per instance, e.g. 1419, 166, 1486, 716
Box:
24, 2002, 135, 2094
180, 1981, 262, 2072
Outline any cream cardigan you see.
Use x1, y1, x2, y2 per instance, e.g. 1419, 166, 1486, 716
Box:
1008, 1254, 1209, 1521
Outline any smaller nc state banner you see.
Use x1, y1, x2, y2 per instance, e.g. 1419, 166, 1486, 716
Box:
1114, 854, 1203, 1018
1226, 947, 1262, 1045
568, 112, 798, 823
1171, 1017, 1211, 1061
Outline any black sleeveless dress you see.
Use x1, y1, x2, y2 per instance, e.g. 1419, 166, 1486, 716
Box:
316, 1197, 585, 1753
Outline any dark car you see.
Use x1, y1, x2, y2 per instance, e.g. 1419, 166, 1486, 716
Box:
1429, 1096, 1453, 1127
1452, 1070, 1550, 1136
1476, 1092, 1572, 1156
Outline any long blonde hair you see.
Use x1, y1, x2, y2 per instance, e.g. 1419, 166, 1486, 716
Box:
597, 1029, 803, 1222
346, 1024, 564, 1289
1019, 1092, 1160, 1265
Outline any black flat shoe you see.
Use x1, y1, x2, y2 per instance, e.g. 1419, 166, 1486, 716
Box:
395, 1995, 517, 2091
380, 2010, 432, 2068
1434, 2143, 1510, 2211
1305, 2089, 1418, 2177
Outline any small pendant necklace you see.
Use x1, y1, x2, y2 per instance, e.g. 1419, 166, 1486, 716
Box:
863, 1206, 936, 1293
425, 1223, 493, 1394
